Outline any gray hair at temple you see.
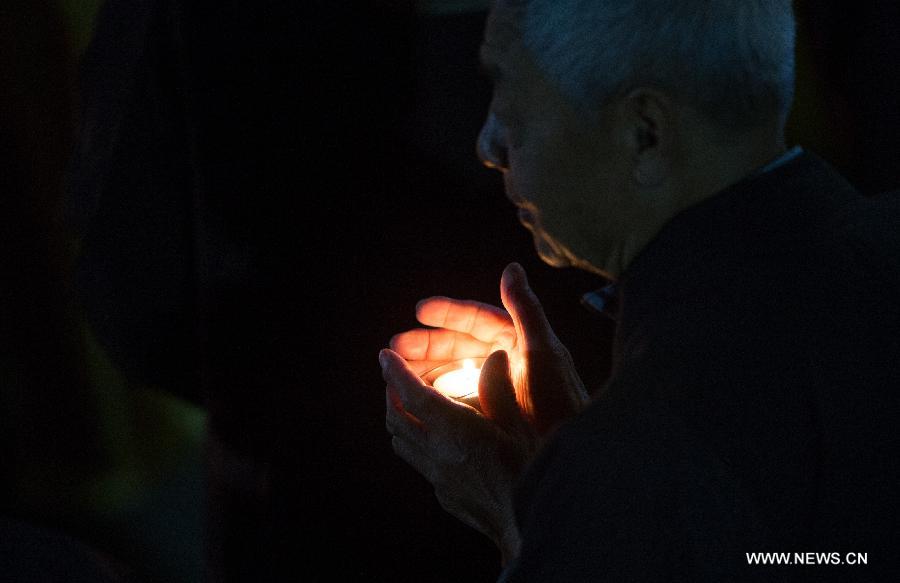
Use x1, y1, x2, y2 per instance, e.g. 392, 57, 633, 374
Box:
516, 0, 796, 130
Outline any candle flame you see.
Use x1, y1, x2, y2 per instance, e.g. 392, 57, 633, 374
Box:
432, 359, 481, 399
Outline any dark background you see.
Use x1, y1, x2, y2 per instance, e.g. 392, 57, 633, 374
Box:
2, 1, 899, 581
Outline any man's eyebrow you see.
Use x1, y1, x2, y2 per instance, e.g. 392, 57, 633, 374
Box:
479, 61, 503, 82
478, 46, 503, 82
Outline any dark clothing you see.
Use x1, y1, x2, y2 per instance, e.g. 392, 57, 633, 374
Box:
0, 518, 124, 582
502, 152, 900, 582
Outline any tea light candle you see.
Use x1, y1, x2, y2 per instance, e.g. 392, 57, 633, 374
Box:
432, 358, 481, 399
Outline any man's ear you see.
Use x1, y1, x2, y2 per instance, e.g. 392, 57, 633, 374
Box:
621, 88, 673, 188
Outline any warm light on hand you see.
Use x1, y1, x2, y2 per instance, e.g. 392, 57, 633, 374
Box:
392, 262, 588, 432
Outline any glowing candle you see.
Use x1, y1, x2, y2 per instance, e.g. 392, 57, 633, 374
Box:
432, 358, 481, 399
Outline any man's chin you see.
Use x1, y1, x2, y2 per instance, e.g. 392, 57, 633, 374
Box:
533, 233, 572, 268
532, 230, 610, 277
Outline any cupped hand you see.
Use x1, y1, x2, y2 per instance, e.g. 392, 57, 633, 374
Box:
390, 262, 589, 434
381, 347, 533, 563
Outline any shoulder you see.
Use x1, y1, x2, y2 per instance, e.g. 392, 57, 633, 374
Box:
829, 189, 900, 295
507, 398, 772, 582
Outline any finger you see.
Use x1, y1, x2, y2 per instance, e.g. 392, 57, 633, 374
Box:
416, 297, 517, 349
386, 387, 425, 440
380, 349, 447, 424
478, 350, 530, 433
397, 359, 483, 378
405, 360, 451, 377
391, 328, 494, 361
500, 263, 558, 352
391, 436, 439, 484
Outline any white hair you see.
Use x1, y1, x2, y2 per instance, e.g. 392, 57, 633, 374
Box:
517, 0, 796, 129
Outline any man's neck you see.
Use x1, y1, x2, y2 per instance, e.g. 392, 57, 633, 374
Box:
600, 118, 788, 280
677, 122, 787, 217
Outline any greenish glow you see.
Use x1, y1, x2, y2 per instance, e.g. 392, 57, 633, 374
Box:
82, 324, 206, 515
417, 0, 491, 15
59, 0, 103, 56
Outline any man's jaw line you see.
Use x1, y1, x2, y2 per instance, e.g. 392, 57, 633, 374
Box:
503, 185, 609, 276
524, 211, 612, 277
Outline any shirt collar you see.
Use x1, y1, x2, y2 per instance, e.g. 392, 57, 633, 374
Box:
611, 149, 859, 358
755, 145, 804, 176
581, 147, 807, 321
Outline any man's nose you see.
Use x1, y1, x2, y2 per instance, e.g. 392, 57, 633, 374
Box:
477, 111, 509, 171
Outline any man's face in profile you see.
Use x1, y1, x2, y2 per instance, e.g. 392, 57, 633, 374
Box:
476, 3, 636, 278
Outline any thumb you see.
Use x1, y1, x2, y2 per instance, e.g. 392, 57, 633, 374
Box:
379, 348, 425, 387
479, 350, 527, 432
500, 262, 557, 351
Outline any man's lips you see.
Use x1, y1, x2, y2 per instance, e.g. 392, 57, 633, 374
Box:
506, 184, 536, 225
507, 191, 527, 205
518, 207, 536, 226
504, 179, 527, 206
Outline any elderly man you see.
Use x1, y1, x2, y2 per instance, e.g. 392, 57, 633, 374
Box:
380, 1, 899, 580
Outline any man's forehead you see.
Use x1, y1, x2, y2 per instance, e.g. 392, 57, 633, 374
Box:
479, 2, 553, 89
482, 1, 523, 54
